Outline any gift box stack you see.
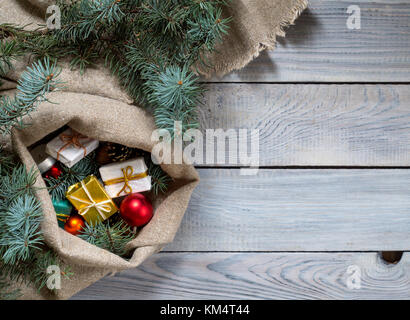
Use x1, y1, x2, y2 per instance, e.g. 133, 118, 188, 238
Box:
32, 127, 155, 237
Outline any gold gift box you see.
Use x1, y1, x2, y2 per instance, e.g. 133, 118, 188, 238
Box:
66, 175, 118, 225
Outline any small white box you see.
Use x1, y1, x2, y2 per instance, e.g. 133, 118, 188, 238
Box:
99, 157, 152, 198
30, 143, 56, 174
46, 128, 99, 168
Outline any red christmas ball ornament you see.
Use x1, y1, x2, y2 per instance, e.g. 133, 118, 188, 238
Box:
120, 193, 153, 227
64, 214, 85, 235
44, 163, 63, 179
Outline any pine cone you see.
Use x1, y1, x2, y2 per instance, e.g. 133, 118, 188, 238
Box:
96, 142, 142, 165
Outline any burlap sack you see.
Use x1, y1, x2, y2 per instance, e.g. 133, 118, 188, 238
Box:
10, 92, 199, 299
1, 0, 307, 299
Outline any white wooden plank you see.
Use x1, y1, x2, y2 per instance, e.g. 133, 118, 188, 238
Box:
165, 169, 410, 251
72, 252, 410, 300
208, 0, 410, 82
199, 84, 410, 166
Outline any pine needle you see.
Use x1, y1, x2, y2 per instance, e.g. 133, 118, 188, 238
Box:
44, 152, 100, 201
79, 220, 135, 257
0, 57, 63, 135
0, 0, 231, 137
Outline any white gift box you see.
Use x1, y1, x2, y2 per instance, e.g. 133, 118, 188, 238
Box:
45, 128, 99, 168
99, 157, 152, 198
30, 144, 56, 174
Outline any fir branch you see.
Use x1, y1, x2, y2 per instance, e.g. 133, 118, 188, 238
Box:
1, 0, 231, 138
0, 23, 28, 40
0, 250, 72, 294
54, 0, 125, 43
153, 100, 199, 138
0, 194, 44, 264
146, 65, 201, 110
0, 165, 38, 203
188, 6, 230, 52
69, 45, 100, 75
79, 220, 135, 257
16, 57, 62, 106
19, 33, 68, 60
0, 276, 21, 300
30, 251, 73, 291
57, 0, 229, 137
44, 152, 99, 201
0, 57, 63, 135
148, 162, 172, 195
0, 150, 73, 296
0, 40, 22, 76
148, 65, 201, 135
0, 158, 40, 265
0, 146, 16, 175
89, 0, 125, 25
139, 1, 189, 37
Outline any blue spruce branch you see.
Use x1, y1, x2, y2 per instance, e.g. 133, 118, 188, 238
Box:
0, 57, 63, 135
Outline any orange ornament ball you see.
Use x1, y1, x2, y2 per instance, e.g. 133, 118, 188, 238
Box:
64, 214, 85, 235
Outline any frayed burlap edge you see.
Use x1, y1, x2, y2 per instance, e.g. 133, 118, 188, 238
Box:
199, 0, 308, 78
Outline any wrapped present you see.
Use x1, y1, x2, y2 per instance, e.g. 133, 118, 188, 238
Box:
46, 128, 99, 168
99, 157, 152, 198
53, 199, 73, 228
66, 175, 118, 225
30, 143, 56, 174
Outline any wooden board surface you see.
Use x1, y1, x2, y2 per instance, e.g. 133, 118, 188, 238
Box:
72, 252, 410, 300
72, 0, 410, 300
209, 0, 410, 83
199, 84, 410, 167
165, 169, 410, 251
